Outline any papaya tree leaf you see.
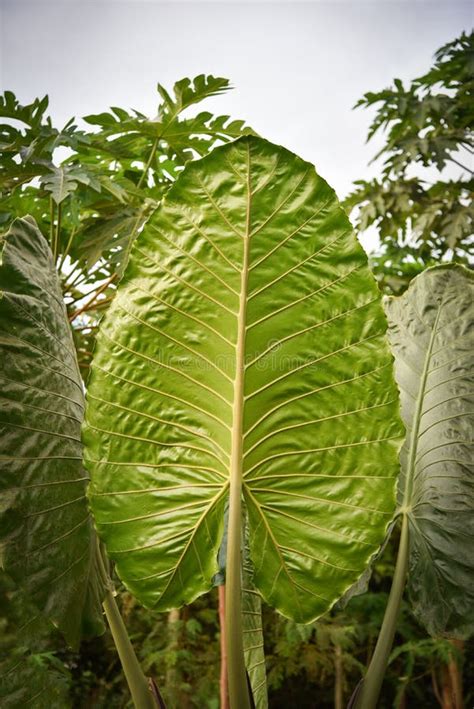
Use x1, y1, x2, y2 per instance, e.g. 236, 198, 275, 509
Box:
0, 217, 104, 648
83, 136, 403, 622
39, 166, 78, 204
39, 165, 101, 205
158, 75, 232, 120
385, 265, 474, 638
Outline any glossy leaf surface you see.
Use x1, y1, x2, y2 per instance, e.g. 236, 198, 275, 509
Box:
385, 265, 474, 637
0, 217, 104, 647
84, 136, 403, 622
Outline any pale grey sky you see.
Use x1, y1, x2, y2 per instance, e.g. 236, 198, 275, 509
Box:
0, 0, 472, 251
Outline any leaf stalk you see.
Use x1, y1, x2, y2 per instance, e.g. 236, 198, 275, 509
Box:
54, 202, 62, 261
225, 143, 252, 709
102, 589, 158, 709
96, 542, 159, 709
354, 513, 410, 709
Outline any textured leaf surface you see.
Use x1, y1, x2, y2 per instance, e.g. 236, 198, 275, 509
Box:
0, 217, 104, 647
385, 265, 474, 638
84, 136, 403, 622
242, 526, 267, 708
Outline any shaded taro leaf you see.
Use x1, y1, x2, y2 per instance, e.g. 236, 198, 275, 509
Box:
0, 217, 104, 648
385, 265, 474, 638
83, 136, 403, 623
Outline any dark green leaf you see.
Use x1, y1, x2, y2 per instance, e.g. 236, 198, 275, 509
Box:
0, 217, 105, 647
385, 265, 474, 638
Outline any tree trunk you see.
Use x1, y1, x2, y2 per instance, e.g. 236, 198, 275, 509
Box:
334, 643, 343, 709
441, 640, 464, 709
165, 608, 181, 707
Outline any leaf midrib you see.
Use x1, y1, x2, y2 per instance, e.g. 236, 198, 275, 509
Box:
402, 303, 443, 510
231, 143, 251, 509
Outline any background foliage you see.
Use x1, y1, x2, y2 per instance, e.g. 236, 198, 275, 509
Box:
344, 31, 473, 294
0, 75, 251, 376
0, 33, 473, 709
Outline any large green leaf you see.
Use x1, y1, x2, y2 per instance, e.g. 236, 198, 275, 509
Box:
0, 217, 104, 647
83, 136, 403, 622
385, 265, 474, 638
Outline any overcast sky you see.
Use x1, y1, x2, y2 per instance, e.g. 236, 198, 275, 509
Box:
0, 0, 472, 250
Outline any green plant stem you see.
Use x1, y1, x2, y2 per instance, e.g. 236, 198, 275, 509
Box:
54, 203, 62, 261
63, 258, 112, 294
62, 266, 83, 293
120, 138, 160, 271
121, 203, 153, 271
102, 590, 157, 709
225, 484, 249, 709
57, 226, 77, 272
225, 145, 252, 709
137, 138, 159, 190
355, 513, 410, 709
49, 198, 55, 249
65, 269, 97, 292
96, 542, 158, 709
219, 584, 229, 709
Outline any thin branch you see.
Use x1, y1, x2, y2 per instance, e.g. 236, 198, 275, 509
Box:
72, 324, 99, 332
57, 225, 77, 272
448, 156, 474, 174
68, 274, 116, 322
49, 198, 55, 249
137, 138, 159, 191
67, 278, 114, 304
53, 202, 62, 261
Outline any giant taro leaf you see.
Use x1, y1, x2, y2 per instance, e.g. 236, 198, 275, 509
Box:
385, 265, 474, 638
83, 136, 403, 622
0, 217, 104, 647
